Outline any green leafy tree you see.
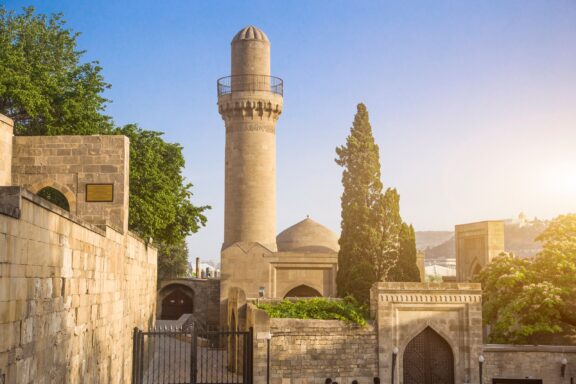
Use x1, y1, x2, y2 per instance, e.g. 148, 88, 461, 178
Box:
114, 124, 210, 277
336, 104, 418, 304
0, 7, 112, 135
477, 214, 576, 343
0, 7, 209, 277
157, 241, 191, 280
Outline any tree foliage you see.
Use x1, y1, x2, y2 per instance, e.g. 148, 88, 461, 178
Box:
477, 214, 576, 343
157, 241, 191, 280
0, 6, 112, 135
114, 124, 209, 245
0, 7, 209, 277
389, 223, 421, 282
336, 103, 419, 305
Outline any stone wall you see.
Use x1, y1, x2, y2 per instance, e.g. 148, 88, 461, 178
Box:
0, 187, 157, 384
270, 319, 377, 383
483, 345, 576, 384
11, 135, 130, 232
246, 304, 377, 384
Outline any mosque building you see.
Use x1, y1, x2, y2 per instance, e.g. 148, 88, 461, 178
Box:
217, 26, 339, 308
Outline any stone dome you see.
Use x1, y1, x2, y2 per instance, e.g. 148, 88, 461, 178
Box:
276, 218, 340, 253
232, 26, 269, 42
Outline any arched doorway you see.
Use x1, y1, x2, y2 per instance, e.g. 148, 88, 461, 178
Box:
37, 186, 70, 211
284, 284, 322, 298
403, 327, 454, 384
159, 285, 194, 320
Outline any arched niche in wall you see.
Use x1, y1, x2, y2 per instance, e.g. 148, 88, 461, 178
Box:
37, 186, 70, 212
283, 284, 322, 298
29, 179, 77, 214
158, 284, 195, 320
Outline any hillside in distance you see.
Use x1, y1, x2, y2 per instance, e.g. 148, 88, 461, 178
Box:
417, 218, 547, 260
415, 231, 453, 250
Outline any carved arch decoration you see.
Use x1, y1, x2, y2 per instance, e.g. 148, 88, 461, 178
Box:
28, 179, 77, 215
468, 258, 483, 280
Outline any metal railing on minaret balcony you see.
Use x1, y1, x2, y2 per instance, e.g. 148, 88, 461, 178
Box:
217, 74, 283, 97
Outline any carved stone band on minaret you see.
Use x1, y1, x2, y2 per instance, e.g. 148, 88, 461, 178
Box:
218, 97, 283, 125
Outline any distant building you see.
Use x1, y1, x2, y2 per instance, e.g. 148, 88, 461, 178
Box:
455, 220, 505, 281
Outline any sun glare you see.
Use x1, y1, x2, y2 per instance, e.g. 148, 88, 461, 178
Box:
542, 162, 576, 196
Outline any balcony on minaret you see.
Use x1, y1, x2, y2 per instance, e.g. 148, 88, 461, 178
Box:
217, 75, 283, 97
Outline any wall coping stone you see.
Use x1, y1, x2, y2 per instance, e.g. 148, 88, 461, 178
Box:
483, 344, 576, 352
0, 186, 154, 250
0, 113, 13, 126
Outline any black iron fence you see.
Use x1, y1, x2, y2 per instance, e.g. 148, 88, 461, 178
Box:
132, 325, 253, 384
217, 75, 283, 96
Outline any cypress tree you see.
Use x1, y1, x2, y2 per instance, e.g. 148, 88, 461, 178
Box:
336, 103, 420, 304
335, 103, 384, 304
389, 223, 421, 282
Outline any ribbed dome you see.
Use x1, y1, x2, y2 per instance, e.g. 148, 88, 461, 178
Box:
232, 26, 269, 42
276, 218, 340, 253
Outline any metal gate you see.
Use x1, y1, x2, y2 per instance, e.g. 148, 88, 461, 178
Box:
132, 326, 253, 384
403, 327, 454, 384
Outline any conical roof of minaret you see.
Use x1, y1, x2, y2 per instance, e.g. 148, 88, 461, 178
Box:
232, 26, 269, 42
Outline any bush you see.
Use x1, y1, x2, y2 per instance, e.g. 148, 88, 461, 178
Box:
256, 296, 368, 326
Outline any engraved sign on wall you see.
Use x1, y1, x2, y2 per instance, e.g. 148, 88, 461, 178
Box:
86, 184, 114, 202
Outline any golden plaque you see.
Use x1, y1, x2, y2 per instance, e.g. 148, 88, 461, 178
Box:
86, 184, 114, 202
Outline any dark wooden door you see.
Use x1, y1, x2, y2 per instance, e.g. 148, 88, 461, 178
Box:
403, 327, 454, 384
161, 289, 193, 320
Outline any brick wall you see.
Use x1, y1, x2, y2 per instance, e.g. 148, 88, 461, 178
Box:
0, 187, 157, 384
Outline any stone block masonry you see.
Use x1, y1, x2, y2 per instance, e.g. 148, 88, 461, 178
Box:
269, 319, 378, 384
11, 134, 130, 233
245, 304, 377, 384
0, 187, 157, 384
483, 345, 576, 384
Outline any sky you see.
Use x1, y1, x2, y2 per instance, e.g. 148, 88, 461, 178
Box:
6, 1, 576, 263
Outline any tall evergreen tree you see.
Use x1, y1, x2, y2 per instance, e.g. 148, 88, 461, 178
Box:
389, 223, 421, 282
336, 103, 420, 304
335, 103, 384, 303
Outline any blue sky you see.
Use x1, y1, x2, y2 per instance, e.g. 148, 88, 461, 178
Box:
6, 1, 576, 262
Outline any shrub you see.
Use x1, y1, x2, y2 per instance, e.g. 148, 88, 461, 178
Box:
256, 296, 368, 326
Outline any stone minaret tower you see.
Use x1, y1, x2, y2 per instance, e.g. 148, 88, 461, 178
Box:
218, 26, 283, 251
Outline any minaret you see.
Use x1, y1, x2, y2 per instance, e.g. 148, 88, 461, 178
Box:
218, 26, 283, 251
